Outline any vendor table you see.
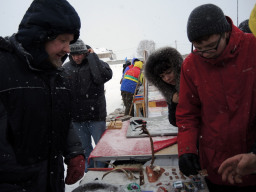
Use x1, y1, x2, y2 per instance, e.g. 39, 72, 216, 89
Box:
88, 120, 178, 165
78, 165, 209, 192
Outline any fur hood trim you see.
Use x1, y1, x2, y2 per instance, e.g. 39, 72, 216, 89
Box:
145, 46, 183, 103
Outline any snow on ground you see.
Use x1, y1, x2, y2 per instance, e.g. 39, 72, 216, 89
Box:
104, 63, 124, 115
65, 62, 124, 192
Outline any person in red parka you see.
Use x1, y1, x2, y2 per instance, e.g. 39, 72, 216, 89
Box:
176, 4, 256, 192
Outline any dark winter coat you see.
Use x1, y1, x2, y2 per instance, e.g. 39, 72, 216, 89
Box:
145, 47, 183, 126
0, 36, 83, 192
63, 53, 112, 122
0, 0, 83, 192
176, 17, 256, 186
122, 60, 131, 73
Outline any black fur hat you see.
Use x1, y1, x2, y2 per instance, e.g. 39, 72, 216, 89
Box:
145, 47, 183, 103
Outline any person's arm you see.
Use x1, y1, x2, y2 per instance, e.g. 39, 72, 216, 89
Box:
168, 102, 177, 126
64, 123, 85, 161
87, 53, 113, 85
139, 73, 144, 84
64, 123, 85, 185
168, 92, 178, 126
218, 153, 256, 184
122, 66, 130, 78
176, 61, 201, 156
176, 60, 201, 176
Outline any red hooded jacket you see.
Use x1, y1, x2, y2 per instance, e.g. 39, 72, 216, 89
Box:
176, 17, 256, 186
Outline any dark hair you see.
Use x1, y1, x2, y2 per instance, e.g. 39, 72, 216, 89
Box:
144, 46, 183, 102
153, 62, 172, 76
193, 32, 225, 44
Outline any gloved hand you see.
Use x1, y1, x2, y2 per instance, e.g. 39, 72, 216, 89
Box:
65, 155, 85, 185
179, 153, 201, 177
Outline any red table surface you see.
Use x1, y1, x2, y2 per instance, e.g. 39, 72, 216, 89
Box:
89, 120, 177, 162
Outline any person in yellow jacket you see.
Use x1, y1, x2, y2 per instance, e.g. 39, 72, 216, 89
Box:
249, 4, 256, 36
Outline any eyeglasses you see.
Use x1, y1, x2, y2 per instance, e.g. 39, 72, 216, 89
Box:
191, 34, 222, 55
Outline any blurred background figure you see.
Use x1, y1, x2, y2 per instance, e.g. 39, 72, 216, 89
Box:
238, 19, 252, 33
63, 39, 112, 172
120, 60, 143, 116
249, 4, 256, 36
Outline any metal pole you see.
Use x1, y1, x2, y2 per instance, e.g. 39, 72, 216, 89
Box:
237, 0, 239, 26
143, 50, 149, 117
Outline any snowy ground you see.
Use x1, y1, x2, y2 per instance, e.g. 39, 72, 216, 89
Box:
65, 62, 124, 192
104, 63, 124, 115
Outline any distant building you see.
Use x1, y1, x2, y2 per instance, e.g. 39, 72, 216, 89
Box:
94, 48, 116, 61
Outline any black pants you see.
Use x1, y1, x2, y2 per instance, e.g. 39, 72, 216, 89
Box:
205, 178, 256, 192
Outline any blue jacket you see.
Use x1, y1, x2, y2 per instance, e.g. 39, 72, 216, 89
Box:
121, 61, 143, 94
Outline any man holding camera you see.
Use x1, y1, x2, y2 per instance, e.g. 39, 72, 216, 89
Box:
63, 39, 112, 172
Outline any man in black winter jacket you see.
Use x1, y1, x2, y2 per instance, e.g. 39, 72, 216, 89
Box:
0, 0, 85, 191
63, 39, 112, 172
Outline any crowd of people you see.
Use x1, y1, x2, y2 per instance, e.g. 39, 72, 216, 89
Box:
0, 0, 255, 191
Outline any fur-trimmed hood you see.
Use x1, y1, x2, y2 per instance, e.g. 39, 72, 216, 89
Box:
145, 46, 183, 103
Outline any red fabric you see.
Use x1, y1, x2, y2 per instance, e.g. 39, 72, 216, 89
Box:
176, 17, 256, 186
65, 155, 85, 185
153, 137, 177, 152
88, 121, 176, 163
124, 66, 141, 81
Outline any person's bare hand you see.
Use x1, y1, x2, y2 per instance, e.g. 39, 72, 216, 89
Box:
172, 92, 179, 103
88, 48, 94, 53
218, 153, 256, 184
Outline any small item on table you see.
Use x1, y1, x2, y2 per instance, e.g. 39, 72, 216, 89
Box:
146, 165, 165, 183
125, 182, 141, 191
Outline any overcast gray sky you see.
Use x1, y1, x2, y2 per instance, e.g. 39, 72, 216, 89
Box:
0, 0, 255, 59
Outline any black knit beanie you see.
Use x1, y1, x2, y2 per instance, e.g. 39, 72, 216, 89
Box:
187, 4, 231, 42
70, 39, 88, 54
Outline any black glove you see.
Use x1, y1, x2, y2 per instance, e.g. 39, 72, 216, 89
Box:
179, 153, 201, 176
